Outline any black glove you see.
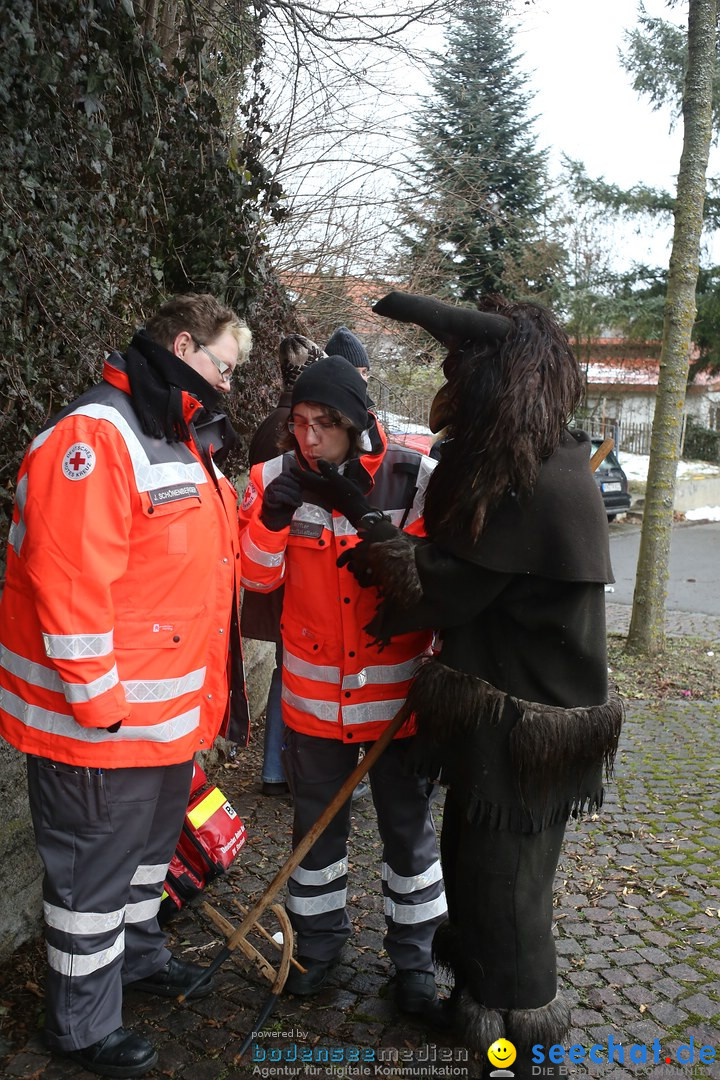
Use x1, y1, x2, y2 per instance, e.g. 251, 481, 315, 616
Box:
336, 519, 400, 586
294, 459, 375, 527
260, 471, 303, 531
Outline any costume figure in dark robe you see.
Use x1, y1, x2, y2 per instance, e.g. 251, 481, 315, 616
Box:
305, 292, 623, 1077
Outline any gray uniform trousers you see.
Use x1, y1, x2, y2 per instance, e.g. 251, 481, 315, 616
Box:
26, 755, 194, 1052
283, 730, 447, 970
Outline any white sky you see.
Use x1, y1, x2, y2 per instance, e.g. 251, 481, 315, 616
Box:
514, 0, 720, 267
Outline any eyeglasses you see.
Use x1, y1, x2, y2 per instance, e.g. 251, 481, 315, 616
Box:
193, 339, 233, 379
288, 419, 339, 435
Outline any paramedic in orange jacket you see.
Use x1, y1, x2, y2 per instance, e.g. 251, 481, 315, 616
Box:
238, 355, 446, 1016
0, 294, 250, 1079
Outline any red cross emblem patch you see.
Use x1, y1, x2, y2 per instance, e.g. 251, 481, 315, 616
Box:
241, 480, 258, 511
62, 442, 96, 481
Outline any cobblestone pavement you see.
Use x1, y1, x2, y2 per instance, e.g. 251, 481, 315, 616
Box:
606, 604, 720, 642
1, 697, 719, 1080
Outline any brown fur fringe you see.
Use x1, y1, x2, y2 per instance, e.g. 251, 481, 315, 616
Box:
510, 689, 624, 789
366, 532, 423, 605
405, 659, 623, 780
505, 992, 571, 1049
402, 659, 506, 740
466, 787, 605, 834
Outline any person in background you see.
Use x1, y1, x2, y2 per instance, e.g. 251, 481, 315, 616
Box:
325, 325, 371, 382
0, 294, 250, 1079
241, 334, 324, 796
237, 355, 446, 1018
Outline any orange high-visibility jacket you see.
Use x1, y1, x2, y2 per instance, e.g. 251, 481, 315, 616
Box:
0, 355, 247, 768
238, 420, 436, 743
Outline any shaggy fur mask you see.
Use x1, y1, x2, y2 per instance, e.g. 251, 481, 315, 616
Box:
371, 290, 583, 540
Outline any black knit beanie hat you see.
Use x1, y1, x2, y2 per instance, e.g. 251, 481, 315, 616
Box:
324, 326, 370, 371
291, 356, 370, 431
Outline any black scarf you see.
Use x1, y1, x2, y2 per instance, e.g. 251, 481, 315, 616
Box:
125, 329, 223, 443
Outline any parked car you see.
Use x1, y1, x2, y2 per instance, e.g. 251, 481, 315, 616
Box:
591, 438, 632, 520
386, 418, 632, 520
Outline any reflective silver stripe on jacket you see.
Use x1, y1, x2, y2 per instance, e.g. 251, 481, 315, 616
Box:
406, 455, 436, 526
332, 515, 356, 537
63, 403, 207, 493
281, 685, 339, 724
283, 648, 341, 685
124, 667, 206, 703
46, 930, 125, 977
383, 893, 448, 925
0, 686, 200, 743
43, 902, 124, 935
341, 654, 426, 690
286, 888, 348, 916
9, 475, 28, 557
63, 665, 120, 703
293, 502, 332, 529
240, 575, 282, 592
28, 427, 56, 455
290, 857, 348, 887
1, 645, 204, 708
341, 699, 406, 727
241, 531, 285, 567
43, 631, 114, 661
261, 457, 285, 487
125, 897, 163, 924
0, 642, 63, 691
130, 863, 169, 886
382, 859, 443, 895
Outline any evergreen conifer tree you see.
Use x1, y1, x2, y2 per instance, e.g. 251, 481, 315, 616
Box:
399, 0, 559, 302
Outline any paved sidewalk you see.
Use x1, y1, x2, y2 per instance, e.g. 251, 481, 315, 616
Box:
606, 603, 720, 642
1, 677, 719, 1079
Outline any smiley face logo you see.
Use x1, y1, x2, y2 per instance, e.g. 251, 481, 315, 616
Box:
488, 1039, 517, 1070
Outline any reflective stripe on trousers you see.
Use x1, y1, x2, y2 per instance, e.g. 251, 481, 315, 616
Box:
282, 730, 446, 971
26, 756, 193, 1053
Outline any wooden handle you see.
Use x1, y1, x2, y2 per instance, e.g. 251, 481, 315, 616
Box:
222, 705, 408, 953
590, 436, 614, 472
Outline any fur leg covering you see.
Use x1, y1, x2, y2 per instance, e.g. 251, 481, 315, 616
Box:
505, 991, 571, 1051
432, 919, 464, 981
454, 990, 506, 1057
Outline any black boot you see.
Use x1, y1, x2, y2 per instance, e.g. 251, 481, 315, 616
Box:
61, 1027, 158, 1078
127, 955, 214, 999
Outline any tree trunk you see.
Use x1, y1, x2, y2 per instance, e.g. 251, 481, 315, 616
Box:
626, 0, 717, 654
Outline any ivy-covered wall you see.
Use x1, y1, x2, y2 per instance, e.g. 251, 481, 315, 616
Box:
0, 0, 299, 545
0, 0, 304, 956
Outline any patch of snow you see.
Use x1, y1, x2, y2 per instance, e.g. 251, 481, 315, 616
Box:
618, 451, 720, 483
684, 505, 720, 522
376, 408, 431, 435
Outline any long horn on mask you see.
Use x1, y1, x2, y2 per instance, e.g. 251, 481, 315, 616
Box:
372, 291, 512, 348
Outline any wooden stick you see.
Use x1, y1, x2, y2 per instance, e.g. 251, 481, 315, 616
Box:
590, 436, 614, 472
220, 706, 406, 956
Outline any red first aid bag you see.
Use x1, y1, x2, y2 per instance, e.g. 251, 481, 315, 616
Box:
159, 761, 246, 925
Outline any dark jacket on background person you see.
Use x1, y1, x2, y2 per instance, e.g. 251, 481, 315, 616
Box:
240, 390, 292, 644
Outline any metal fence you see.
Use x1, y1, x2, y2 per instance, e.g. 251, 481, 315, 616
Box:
367, 376, 434, 430
570, 416, 688, 458
370, 381, 699, 461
